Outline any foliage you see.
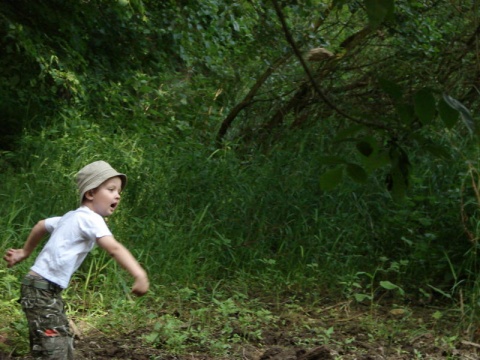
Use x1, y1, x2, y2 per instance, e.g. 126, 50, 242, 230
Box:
143, 290, 276, 355
0, 270, 28, 355
217, 0, 478, 200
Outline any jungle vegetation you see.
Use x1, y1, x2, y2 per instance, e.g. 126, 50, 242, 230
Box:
0, 0, 479, 357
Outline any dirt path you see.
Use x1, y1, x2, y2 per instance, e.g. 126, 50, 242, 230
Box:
67, 324, 478, 360
2, 303, 480, 359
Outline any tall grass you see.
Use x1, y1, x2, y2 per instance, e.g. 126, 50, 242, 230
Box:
1, 116, 472, 287
0, 112, 478, 323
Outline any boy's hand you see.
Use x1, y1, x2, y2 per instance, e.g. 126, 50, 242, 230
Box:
3, 249, 27, 268
132, 275, 149, 296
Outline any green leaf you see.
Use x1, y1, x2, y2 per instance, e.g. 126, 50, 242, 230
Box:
232, 21, 240, 32
438, 98, 459, 129
356, 137, 381, 165
320, 166, 344, 190
380, 281, 404, 295
432, 311, 443, 320
346, 163, 368, 183
363, 150, 390, 172
364, 0, 394, 28
414, 88, 436, 125
428, 285, 452, 299
356, 141, 374, 157
325, 327, 334, 337
144, 332, 160, 343
354, 293, 372, 302
442, 94, 474, 134
396, 103, 415, 125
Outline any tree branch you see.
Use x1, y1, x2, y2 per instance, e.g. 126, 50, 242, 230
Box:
216, 53, 292, 145
270, 0, 388, 130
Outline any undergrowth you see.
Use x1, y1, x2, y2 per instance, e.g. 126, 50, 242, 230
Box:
1, 116, 480, 357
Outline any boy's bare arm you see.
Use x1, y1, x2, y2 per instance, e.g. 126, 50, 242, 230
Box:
96, 235, 150, 296
3, 220, 47, 268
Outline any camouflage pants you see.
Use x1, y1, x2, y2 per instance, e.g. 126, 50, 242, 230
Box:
20, 274, 74, 360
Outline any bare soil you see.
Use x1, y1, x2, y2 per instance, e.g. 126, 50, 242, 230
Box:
2, 303, 480, 360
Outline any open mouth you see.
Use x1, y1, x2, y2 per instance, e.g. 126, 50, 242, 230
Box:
110, 202, 118, 210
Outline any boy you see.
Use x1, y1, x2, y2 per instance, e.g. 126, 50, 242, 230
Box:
3, 160, 149, 359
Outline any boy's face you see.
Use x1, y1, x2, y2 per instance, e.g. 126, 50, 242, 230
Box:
85, 176, 123, 217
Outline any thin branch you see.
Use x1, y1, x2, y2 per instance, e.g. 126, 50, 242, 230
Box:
216, 53, 292, 144
271, 0, 389, 131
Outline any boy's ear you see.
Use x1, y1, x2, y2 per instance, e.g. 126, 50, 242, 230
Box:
85, 189, 95, 200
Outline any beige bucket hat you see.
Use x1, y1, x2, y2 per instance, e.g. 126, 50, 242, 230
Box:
76, 161, 127, 204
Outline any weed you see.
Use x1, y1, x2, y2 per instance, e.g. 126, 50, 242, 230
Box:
143, 289, 277, 356
339, 257, 406, 309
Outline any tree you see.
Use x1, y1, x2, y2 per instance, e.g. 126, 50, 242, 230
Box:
216, 0, 478, 198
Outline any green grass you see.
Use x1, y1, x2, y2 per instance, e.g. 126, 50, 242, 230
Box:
1, 118, 480, 356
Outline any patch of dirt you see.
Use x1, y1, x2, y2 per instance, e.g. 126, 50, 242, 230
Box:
2, 303, 480, 360
69, 326, 480, 360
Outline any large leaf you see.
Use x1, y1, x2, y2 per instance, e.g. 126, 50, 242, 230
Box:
346, 163, 368, 183
354, 293, 372, 302
364, 0, 394, 28
356, 140, 374, 157
442, 94, 475, 134
380, 281, 405, 295
363, 150, 390, 172
356, 137, 387, 171
319, 166, 344, 190
396, 103, 415, 125
438, 98, 459, 129
414, 88, 436, 125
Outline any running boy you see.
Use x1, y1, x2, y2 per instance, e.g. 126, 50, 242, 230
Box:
3, 160, 149, 359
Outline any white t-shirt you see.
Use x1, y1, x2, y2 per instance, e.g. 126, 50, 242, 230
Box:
30, 206, 112, 288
